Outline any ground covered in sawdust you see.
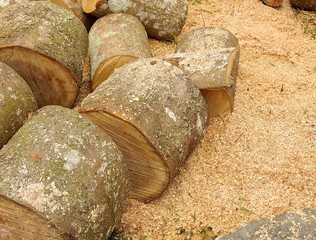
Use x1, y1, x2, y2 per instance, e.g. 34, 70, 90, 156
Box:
116, 0, 316, 239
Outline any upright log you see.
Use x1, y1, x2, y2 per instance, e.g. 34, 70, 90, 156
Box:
0, 106, 129, 239
175, 27, 240, 117
79, 58, 209, 202
81, 0, 188, 40
0, 62, 38, 148
89, 13, 152, 90
0, 2, 88, 107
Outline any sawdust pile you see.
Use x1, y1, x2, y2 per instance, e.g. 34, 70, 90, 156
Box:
118, 0, 316, 239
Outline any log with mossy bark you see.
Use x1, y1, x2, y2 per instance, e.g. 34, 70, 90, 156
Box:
0, 62, 38, 148
78, 58, 209, 202
81, 0, 188, 40
0, 0, 94, 29
175, 27, 240, 117
0, 106, 129, 240
89, 13, 152, 90
290, 0, 316, 11
0, 2, 88, 108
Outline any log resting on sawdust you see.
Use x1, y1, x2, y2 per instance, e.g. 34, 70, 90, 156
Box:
0, 106, 129, 240
79, 58, 209, 202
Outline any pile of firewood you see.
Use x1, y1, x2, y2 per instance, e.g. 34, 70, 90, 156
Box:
0, 1, 239, 239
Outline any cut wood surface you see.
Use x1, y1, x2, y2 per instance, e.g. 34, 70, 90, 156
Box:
0, 106, 129, 239
0, 1, 88, 107
0, 62, 38, 148
79, 58, 209, 202
175, 27, 240, 116
81, 0, 188, 40
89, 13, 152, 90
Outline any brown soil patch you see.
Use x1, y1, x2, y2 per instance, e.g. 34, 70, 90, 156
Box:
116, 0, 316, 239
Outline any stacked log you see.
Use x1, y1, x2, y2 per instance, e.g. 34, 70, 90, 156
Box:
0, 106, 129, 239
81, 0, 188, 40
0, 62, 38, 148
89, 13, 152, 90
79, 58, 209, 202
0, 1, 88, 107
173, 27, 240, 117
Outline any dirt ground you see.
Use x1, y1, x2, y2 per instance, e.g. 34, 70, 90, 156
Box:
115, 0, 316, 239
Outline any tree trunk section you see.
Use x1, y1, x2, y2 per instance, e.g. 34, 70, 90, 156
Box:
81, 0, 188, 40
89, 13, 152, 90
78, 58, 209, 202
175, 27, 240, 117
0, 106, 129, 240
0, 2, 88, 108
0, 62, 38, 148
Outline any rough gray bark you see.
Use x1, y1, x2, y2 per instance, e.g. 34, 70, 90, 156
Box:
78, 58, 209, 202
0, 106, 129, 240
89, 13, 152, 90
0, 62, 38, 148
81, 0, 188, 40
175, 27, 240, 116
290, 0, 316, 11
0, 1, 88, 107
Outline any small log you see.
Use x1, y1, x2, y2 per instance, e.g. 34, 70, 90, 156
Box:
78, 58, 209, 202
89, 13, 152, 90
290, 0, 316, 11
0, 2, 88, 107
175, 27, 240, 117
81, 0, 188, 40
0, 106, 129, 239
0, 62, 38, 148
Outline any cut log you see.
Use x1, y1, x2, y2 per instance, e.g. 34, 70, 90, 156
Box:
0, 2, 88, 107
290, 0, 316, 11
81, 0, 188, 40
78, 58, 209, 202
0, 0, 94, 29
0, 106, 129, 239
175, 27, 240, 117
0, 62, 38, 148
89, 13, 152, 90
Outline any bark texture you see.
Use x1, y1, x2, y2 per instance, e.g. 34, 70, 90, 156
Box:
82, 0, 188, 40
290, 0, 316, 10
0, 1, 88, 107
0, 106, 129, 240
0, 62, 38, 148
175, 27, 240, 116
89, 13, 152, 90
78, 58, 209, 202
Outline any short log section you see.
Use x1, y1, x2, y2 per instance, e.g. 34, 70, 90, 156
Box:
175, 27, 240, 117
0, 2, 88, 107
0, 106, 129, 239
89, 13, 152, 90
81, 0, 188, 40
78, 58, 209, 202
0, 62, 38, 148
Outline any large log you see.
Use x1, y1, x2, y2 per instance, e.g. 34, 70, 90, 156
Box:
0, 1, 88, 107
175, 27, 240, 117
89, 13, 152, 90
0, 106, 129, 239
0, 0, 94, 29
0, 62, 38, 148
81, 0, 188, 40
78, 58, 209, 202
